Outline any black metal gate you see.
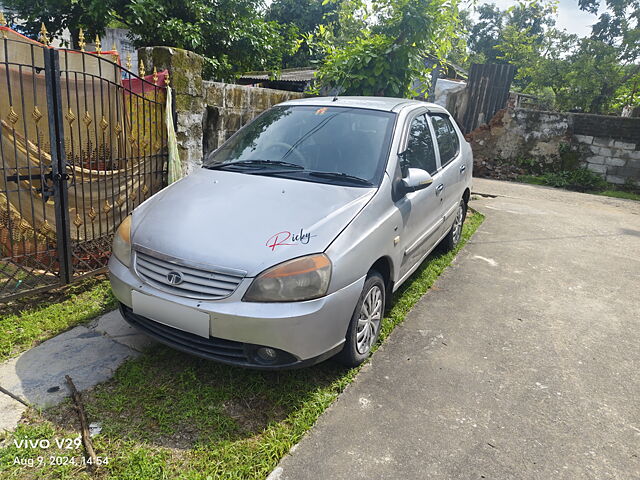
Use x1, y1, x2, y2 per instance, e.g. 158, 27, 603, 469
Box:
0, 32, 169, 300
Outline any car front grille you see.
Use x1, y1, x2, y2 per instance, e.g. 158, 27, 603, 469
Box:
133, 246, 246, 300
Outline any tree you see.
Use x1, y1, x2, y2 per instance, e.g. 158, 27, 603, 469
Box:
266, 0, 343, 67
467, 0, 556, 65
125, 0, 298, 79
2, 0, 298, 80
579, 0, 640, 62
267, 0, 341, 35
495, 0, 640, 113
578, 0, 640, 111
2, 0, 125, 47
467, 4, 504, 64
310, 0, 462, 97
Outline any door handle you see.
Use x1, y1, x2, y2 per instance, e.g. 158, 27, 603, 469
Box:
436, 184, 444, 195
460, 165, 466, 173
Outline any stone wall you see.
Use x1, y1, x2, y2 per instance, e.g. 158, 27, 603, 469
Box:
202, 82, 304, 156
138, 46, 305, 174
468, 108, 640, 185
574, 135, 640, 184
138, 47, 204, 175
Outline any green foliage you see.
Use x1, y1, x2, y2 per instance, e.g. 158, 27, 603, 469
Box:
2, 0, 299, 80
5, 0, 637, 108
579, 0, 640, 64
515, 156, 541, 172
467, 0, 557, 65
465, 0, 640, 114
609, 72, 640, 112
519, 170, 640, 200
520, 168, 608, 191
2, 0, 126, 47
500, 31, 639, 113
597, 190, 640, 201
127, 0, 300, 80
266, 0, 343, 67
309, 0, 462, 97
549, 169, 607, 191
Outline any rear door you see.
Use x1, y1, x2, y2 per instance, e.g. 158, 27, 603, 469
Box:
396, 113, 444, 279
429, 114, 464, 231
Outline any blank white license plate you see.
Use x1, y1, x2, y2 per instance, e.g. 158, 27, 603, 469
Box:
131, 291, 211, 338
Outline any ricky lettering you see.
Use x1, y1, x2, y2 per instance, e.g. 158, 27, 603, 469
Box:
291, 230, 312, 244
266, 229, 315, 251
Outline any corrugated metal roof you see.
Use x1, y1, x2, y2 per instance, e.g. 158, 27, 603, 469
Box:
240, 68, 317, 83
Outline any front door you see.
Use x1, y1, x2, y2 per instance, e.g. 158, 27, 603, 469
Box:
429, 114, 464, 231
396, 113, 444, 279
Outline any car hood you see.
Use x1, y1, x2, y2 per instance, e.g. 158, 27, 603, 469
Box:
131, 168, 376, 276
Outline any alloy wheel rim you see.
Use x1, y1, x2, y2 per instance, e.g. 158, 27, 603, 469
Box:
452, 203, 464, 245
356, 285, 383, 354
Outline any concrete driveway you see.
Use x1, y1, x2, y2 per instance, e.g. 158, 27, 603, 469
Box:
274, 179, 640, 480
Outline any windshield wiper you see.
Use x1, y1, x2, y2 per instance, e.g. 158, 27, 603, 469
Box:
205, 159, 304, 170
307, 171, 373, 186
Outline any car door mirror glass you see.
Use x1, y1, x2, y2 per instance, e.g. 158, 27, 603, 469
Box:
402, 168, 433, 193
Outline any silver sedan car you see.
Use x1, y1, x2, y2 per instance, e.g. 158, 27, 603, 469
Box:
109, 96, 473, 369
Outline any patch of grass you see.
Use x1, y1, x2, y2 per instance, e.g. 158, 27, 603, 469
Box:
516, 168, 607, 192
516, 174, 547, 186
596, 190, 640, 201
517, 169, 640, 201
1, 212, 484, 480
0, 276, 117, 361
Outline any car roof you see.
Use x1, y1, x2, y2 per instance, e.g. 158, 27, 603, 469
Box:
278, 96, 449, 114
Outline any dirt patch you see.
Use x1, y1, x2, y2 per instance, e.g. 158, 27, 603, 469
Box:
465, 109, 526, 180
222, 395, 288, 435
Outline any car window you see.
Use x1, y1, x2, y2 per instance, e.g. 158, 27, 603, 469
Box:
430, 114, 460, 166
403, 114, 438, 175
204, 105, 396, 186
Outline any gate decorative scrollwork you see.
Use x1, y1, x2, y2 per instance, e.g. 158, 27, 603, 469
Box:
0, 24, 170, 300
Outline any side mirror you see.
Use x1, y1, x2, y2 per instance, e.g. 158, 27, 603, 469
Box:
401, 168, 433, 194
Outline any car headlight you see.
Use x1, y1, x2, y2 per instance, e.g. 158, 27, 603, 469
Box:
243, 254, 332, 302
112, 216, 132, 267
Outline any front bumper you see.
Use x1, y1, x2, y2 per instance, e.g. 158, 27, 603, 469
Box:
109, 256, 365, 368
119, 304, 342, 369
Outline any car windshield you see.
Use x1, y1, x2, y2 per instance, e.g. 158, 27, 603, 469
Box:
203, 105, 396, 187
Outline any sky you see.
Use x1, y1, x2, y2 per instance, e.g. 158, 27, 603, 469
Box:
474, 0, 604, 37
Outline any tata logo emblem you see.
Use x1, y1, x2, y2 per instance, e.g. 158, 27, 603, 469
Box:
166, 270, 184, 285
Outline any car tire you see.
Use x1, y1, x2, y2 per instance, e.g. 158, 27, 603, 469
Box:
440, 198, 467, 252
337, 271, 386, 367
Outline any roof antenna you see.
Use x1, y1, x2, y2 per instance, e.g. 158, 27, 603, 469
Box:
332, 57, 356, 102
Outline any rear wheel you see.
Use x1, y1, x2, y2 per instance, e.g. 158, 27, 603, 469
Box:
337, 271, 385, 367
440, 198, 467, 252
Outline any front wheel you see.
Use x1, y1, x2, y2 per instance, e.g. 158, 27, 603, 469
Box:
337, 271, 386, 367
440, 198, 467, 252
